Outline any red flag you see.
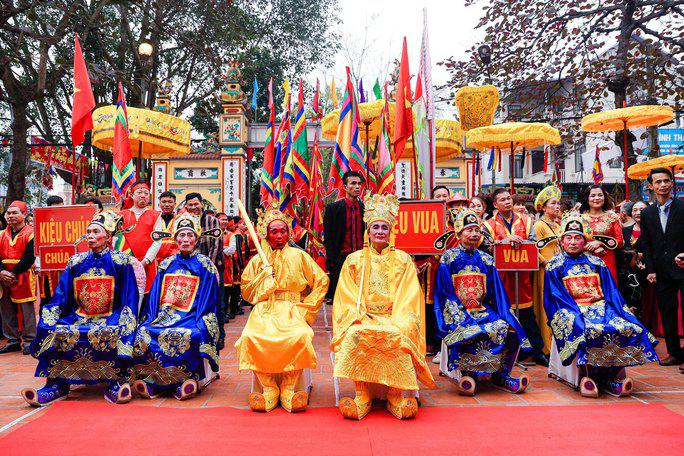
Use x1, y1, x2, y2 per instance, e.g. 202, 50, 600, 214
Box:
112, 83, 135, 203
260, 78, 276, 207
543, 145, 550, 173
312, 79, 322, 121
393, 37, 413, 161
71, 34, 95, 147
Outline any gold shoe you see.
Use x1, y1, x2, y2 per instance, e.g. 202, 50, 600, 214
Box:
339, 381, 372, 420
386, 387, 418, 420
280, 370, 308, 412
580, 376, 599, 398
250, 372, 280, 412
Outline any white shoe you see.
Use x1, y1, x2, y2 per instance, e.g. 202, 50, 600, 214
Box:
432, 352, 441, 364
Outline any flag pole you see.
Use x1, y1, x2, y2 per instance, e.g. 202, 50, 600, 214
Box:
410, 129, 421, 198
509, 141, 515, 193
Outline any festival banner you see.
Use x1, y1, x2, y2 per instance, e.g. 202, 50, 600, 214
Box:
30, 137, 90, 177
34, 205, 97, 271
494, 242, 539, 271
393, 200, 446, 255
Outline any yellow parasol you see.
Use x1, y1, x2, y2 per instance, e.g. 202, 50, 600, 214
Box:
321, 99, 395, 142
466, 122, 561, 191
627, 154, 684, 180
454, 85, 499, 132
91, 105, 191, 158
581, 105, 674, 199
403, 119, 463, 162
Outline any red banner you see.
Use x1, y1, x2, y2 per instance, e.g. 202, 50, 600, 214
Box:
393, 200, 447, 255
31, 136, 90, 177
494, 242, 539, 271
34, 205, 97, 271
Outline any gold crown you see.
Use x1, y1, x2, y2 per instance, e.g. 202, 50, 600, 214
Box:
172, 212, 201, 237
363, 194, 400, 227
454, 209, 481, 233
256, 201, 293, 238
560, 211, 592, 239
89, 210, 123, 234
534, 185, 561, 212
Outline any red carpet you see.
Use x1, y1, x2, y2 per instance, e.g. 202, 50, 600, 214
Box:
2, 402, 682, 455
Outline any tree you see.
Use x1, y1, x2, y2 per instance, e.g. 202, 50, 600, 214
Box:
441, 0, 684, 198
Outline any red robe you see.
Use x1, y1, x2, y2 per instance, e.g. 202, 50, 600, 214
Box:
120, 208, 160, 292
483, 213, 534, 309
155, 215, 179, 263
223, 231, 236, 286
583, 212, 624, 282
0, 225, 36, 303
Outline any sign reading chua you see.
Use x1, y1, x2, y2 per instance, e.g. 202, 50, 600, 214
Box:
393, 200, 447, 255
34, 205, 97, 271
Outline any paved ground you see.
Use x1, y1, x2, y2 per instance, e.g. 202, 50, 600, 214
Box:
1, 305, 683, 436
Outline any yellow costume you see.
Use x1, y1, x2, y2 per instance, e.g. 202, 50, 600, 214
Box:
332, 194, 436, 420
532, 185, 562, 355
235, 204, 328, 412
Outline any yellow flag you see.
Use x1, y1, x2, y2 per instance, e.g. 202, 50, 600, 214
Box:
282, 78, 291, 110
331, 78, 338, 107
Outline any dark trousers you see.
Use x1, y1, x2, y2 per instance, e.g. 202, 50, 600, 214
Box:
518, 307, 544, 358
326, 253, 350, 300
217, 276, 225, 342
425, 303, 440, 349
227, 285, 242, 315
656, 278, 684, 359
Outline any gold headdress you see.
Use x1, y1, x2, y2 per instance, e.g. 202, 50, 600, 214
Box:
256, 201, 293, 239
172, 212, 201, 237
453, 209, 481, 234
534, 185, 561, 212
560, 211, 592, 239
363, 194, 400, 227
89, 210, 123, 234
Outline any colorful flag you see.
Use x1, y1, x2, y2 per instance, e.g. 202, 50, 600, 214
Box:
393, 38, 414, 175
358, 78, 366, 103
260, 78, 276, 206
312, 78, 322, 121
71, 33, 95, 148
376, 97, 396, 195
290, 80, 311, 199
373, 78, 382, 101
552, 162, 563, 191
251, 77, 259, 112
487, 147, 495, 170
327, 67, 365, 197
307, 133, 326, 269
592, 146, 604, 184
419, 7, 437, 190
112, 83, 135, 204
330, 78, 338, 107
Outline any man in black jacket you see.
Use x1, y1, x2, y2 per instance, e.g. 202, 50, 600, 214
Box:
639, 168, 684, 370
323, 171, 365, 301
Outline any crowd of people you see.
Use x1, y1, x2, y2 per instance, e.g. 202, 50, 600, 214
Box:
0, 167, 682, 418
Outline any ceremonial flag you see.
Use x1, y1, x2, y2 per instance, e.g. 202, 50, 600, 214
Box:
552, 162, 563, 191
393, 37, 413, 164
412, 74, 430, 198
592, 146, 604, 184
112, 83, 135, 203
71, 33, 95, 148
376, 97, 396, 195
251, 77, 259, 112
290, 80, 311, 199
260, 78, 276, 206
327, 67, 365, 197
274, 79, 293, 199
373, 78, 382, 100
543, 145, 550, 173
307, 133, 326, 269
312, 78, 322, 121
497, 148, 503, 172
358, 78, 366, 103
487, 147, 495, 171
330, 78, 338, 107
419, 7, 437, 190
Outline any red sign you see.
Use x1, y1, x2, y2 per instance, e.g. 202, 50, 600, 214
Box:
30, 136, 90, 177
494, 242, 539, 271
393, 200, 447, 255
34, 205, 97, 271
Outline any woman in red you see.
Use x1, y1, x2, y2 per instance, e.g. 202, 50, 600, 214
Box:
580, 185, 623, 282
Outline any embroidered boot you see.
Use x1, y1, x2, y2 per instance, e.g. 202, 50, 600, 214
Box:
491, 372, 529, 394
280, 370, 308, 413
174, 379, 199, 401
579, 376, 599, 398
385, 387, 418, 420
602, 377, 634, 397
458, 375, 477, 396
132, 380, 161, 399
104, 381, 132, 404
339, 381, 372, 420
21, 379, 70, 407
250, 372, 279, 412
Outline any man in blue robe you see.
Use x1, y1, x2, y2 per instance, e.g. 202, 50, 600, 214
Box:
544, 212, 659, 397
131, 212, 220, 400
21, 211, 139, 406
434, 210, 531, 396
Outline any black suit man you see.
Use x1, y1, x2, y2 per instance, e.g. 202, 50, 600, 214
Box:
639, 167, 684, 369
323, 171, 365, 300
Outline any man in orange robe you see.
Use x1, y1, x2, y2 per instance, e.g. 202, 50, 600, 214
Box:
0, 201, 37, 355
155, 191, 179, 263
483, 188, 547, 366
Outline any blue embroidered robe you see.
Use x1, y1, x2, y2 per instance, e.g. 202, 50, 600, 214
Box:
31, 248, 139, 384
434, 246, 530, 375
544, 252, 658, 367
132, 252, 220, 388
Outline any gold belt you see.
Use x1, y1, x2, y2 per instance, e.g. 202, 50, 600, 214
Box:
273, 290, 301, 302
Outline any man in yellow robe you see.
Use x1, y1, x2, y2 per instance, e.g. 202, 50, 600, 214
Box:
332, 194, 436, 420
235, 202, 328, 413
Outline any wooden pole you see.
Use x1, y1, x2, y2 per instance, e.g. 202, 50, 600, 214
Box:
509, 141, 515, 193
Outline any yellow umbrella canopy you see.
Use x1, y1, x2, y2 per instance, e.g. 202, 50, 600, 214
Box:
581, 105, 674, 132
627, 154, 684, 180
91, 106, 191, 158
321, 99, 396, 142
403, 119, 463, 162
465, 122, 561, 151
454, 85, 499, 132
